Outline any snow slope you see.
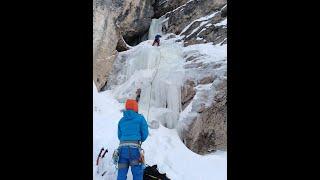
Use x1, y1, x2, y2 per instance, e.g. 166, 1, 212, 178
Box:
93, 84, 227, 180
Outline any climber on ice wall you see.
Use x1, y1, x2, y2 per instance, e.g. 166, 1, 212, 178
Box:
116, 99, 149, 180
136, 88, 141, 102
152, 34, 162, 46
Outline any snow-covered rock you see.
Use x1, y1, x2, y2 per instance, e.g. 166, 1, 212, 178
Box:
183, 78, 227, 154
153, 0, 189, 18
164, 0, 226, 34
177, 42, 227, 153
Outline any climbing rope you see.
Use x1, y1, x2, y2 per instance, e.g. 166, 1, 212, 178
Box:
146, 46, 162, 122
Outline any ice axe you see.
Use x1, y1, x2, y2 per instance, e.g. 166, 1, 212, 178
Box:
102, 148, 108, 158
96, 148, 104, 166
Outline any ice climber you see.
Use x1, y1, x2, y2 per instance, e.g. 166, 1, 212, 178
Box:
117, 99, 149, 180
135, 88, 141, 103
152, 34, 162, 46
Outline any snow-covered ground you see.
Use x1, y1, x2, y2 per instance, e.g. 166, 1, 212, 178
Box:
94, 15, 226, 180
94, 84, 227, 180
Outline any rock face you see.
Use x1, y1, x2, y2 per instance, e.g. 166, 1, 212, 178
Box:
182, 10, 227, 46
199, 76, 214, 84
93, 0, 155, 91
178, 40, 227, 154
93, 0, 119, 91
116, 33, 131, 52
181, 80, 196, 110
115, 0, 155, 45
161, 0, 227, 46
153, 0, 189, 18
154, 1, 228, 153
94, 0, 227, 91
164, 0, 226, 33
94, 0, 227, 155
184, 79, 227, 154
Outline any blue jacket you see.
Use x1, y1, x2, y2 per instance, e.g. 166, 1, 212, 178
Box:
118, 110, 149, 142
155, 35, 162, 40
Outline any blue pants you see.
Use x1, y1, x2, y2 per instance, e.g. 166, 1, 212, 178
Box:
117, 146, 143, 180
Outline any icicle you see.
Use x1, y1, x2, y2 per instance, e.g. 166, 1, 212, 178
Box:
110, 18, 185, 129
148, 16, 165, 40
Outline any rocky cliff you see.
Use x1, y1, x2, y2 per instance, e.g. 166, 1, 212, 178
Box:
93, 0, 227, 155
93, 0, 154, 91
164, 0, 227, 46
163, 0, 227, 154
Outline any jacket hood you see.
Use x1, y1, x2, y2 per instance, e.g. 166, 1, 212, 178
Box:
123, 110, 138, 120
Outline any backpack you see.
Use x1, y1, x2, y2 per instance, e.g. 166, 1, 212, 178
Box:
144, 165, 170, 180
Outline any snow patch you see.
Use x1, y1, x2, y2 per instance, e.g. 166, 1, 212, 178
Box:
183, 43, 227, 64
186, 21, 210, 38
215, 18, 227, 26
180, 11, 219, 35
165, 0, 195, 16
159, 0, 167, 6
205, 23, 212, 27
197, 28, 207, 36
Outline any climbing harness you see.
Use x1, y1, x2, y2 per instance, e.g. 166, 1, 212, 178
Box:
119, 140, 141, 148
116, 141, 146, 169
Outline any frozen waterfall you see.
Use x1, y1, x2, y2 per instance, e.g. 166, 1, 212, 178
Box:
148, 16, 168, 40
109, 18, 185, 129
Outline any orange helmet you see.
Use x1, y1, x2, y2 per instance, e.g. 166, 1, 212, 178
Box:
125, 99, 138, 112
